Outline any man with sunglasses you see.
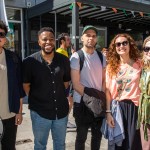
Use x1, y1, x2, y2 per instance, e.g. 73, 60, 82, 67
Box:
0, 20, 25, 150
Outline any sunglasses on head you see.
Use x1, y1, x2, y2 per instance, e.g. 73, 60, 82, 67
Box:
115, 41, 129, 48
143, 47, 150, 52
0, 32, 6, 38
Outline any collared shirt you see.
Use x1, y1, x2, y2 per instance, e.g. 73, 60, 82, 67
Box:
23, 51, 71, 120
56, 48, 69, 57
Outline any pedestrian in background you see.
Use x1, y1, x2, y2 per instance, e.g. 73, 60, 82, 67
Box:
0, 20, 24, 150
56, 33, 73, 111
137, 36, 150, 150
101, 47, 108, 58
56, 33, 76, 128
101, 47, 109, 63
106, 33, 142, 150
23, 27, 71, 150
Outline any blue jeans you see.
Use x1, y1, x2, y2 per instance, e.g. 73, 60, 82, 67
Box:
30, 110, 68, 150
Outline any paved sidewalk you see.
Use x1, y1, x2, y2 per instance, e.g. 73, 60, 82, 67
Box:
16, 103, 108, 150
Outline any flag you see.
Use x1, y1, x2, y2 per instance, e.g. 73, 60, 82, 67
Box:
101, 6, 106, 11
139, 12, 144, 17
0, 0, 9, 30
77, 2, 82, 9
122, 9, 127, 16
131, 11, 135, 17
112, 8, 117, 13
69, 3, 74, 10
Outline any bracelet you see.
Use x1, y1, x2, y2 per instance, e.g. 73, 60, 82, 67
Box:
106, 110, 111, 113
17, 113, 22, 115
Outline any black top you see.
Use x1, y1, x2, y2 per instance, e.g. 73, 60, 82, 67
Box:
23, 51, 71, 120
5, 49, 25, 113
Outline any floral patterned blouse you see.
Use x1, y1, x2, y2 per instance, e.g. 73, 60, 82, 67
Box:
106, 60, 142, 106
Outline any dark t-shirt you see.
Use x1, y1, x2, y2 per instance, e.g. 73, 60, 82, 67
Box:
23, 51, 71, 120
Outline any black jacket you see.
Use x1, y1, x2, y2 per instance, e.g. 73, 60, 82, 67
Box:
5, 49, 25, 113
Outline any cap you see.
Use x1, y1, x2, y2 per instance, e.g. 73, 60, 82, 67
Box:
82, 25, 98, 35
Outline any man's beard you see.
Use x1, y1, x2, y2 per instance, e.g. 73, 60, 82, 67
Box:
85, 43, 97, 49
86, 45, 95, 49
42, 48, 55, 55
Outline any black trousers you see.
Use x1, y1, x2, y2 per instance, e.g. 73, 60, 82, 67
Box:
115, 100, 142, 150
1, 116, 17, 150
73, 102, 103, 150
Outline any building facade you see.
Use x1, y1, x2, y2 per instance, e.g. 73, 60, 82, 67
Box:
4, 0, 46, 58
4, 0, 150, 58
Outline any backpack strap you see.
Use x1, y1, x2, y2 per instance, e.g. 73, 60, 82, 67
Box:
76, 50, 85, 71
77, 50, 103, 71
96, 50, 103, 66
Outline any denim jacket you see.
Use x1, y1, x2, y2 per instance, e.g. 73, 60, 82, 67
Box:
101, 99, 125, 150
5, 49, 25, 113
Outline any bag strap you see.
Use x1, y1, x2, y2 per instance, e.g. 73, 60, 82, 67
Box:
76, 50, 85, 71
77, 49, 103, 71
96, 50, 103, 66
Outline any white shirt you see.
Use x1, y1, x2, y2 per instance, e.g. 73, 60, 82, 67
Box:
70, 49, 106, 103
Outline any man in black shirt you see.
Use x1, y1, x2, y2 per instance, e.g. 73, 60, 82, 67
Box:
23, 27, 71, 150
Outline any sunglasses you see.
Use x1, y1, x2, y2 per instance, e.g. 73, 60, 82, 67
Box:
0, 32, 6, 38
115, 41, 129, 48
143, 47, 150, 52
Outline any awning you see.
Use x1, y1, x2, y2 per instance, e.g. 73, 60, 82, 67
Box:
27, 0, 150, 30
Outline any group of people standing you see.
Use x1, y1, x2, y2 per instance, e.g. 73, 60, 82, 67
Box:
0, 19, 150, 150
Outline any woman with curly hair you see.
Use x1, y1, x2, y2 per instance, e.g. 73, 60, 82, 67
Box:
105, 33, 142, 150
137, 36, 150, 150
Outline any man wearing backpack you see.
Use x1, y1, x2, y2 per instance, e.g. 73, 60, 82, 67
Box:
70, 25, 106, 150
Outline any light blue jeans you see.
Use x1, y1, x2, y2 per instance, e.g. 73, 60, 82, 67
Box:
30, 110, 68, 150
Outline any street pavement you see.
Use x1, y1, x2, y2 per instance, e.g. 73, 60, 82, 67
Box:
16, 99, 108, 150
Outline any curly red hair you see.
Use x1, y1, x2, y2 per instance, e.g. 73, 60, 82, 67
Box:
107, 33, 141, 77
